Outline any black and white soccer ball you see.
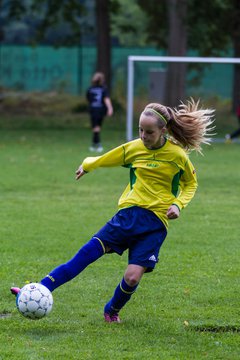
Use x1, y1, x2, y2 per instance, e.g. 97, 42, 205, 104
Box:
16, 283, 53, 320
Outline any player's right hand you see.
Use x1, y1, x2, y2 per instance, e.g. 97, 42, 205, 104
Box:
75, 165, 86, 180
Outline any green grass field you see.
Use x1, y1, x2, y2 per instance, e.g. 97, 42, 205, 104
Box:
0, 126, 240, 360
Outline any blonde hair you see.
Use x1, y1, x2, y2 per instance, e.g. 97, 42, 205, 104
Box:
143, 98, 215, 153
92, 72, 105, 86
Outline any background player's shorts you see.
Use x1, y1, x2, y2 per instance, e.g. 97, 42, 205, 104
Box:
93, 206, 167, 272
90, 108, 106, 128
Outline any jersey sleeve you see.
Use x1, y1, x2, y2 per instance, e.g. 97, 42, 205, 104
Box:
172, 158, 198, 210
82, 145, 126, 172
103, 86, 110, 98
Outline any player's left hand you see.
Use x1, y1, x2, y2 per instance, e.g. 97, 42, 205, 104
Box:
107, 108, 113, 116
166, 204, 180, 219
75, 165, 86, 180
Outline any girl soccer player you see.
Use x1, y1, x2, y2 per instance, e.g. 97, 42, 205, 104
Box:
11, 99, 214, 323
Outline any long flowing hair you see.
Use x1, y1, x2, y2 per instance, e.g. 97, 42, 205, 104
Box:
143, 98, 215, 153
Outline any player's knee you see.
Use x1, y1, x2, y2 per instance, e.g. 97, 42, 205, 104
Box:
124, 265, 145, 286
124, 274, 139, 287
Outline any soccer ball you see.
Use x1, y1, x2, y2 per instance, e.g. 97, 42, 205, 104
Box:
16, 283, 53, 320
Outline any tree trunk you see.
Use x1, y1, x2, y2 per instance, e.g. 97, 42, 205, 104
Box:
165, 0, 188, 106
0, 0, 4, 42
232, 45, 240, 113
96, 0, 111, 89
232, 0, 240, 113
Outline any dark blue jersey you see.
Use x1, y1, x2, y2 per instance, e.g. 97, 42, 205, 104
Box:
86, 85, 109, 113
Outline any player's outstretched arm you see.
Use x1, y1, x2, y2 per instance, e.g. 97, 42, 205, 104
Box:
75, 165, 87, 180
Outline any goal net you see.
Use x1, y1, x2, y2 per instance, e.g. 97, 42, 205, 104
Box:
126, 55, 240, 141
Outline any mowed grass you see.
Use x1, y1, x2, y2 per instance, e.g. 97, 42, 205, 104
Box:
0, 127, 240, 360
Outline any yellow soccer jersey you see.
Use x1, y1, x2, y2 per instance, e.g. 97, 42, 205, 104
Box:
82, 138, 198, 228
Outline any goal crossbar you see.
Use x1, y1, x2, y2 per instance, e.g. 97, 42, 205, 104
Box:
127, 56, 240, 141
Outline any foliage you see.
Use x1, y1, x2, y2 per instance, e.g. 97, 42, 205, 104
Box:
0, 128, 240, 359
2, 0, 88, 45
0, 91, 84, 116
136, 0, 239, 56
136, 0, 239, 106
110, 0, 149, 46
137, 0, 168, 48
2, 0, 239, 55
0, 91, 125, 128
0, 92, 237, 136
188, 0, 232, 56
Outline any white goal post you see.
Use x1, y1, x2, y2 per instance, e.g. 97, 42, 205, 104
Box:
126, 55, 240, 141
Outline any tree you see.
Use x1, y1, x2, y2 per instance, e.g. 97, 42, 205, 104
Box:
188, 0, 240, 112
137, 0, 240, 110
137, 0, 189, 105
96, 0, 111, 88
110, 0, 148, 46
165, 0, 188, 105
3, 0, 85, 45
1, 0, 113, 87
229, 0, 240, 111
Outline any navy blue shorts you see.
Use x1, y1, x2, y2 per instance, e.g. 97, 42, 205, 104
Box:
93, 206, 167, 272
90, 108, 106, 128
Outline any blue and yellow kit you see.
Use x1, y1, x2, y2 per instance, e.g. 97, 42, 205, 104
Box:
82, 138, 198, 228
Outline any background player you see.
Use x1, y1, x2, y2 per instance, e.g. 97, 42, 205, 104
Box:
86, 72, 113, 152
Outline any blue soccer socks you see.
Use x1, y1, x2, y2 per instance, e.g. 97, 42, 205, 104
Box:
104, 277, 138, 315
40, 237, 105, 292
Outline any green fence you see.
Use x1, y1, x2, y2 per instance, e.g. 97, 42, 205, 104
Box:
0, 45, 80, 93
0, 45, 233, 99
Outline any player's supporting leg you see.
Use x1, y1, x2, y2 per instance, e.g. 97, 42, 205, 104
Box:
93, 131, 100, 145
40, 237, 105, 292
230, 127, 240, 139
104, 277, 138, 323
